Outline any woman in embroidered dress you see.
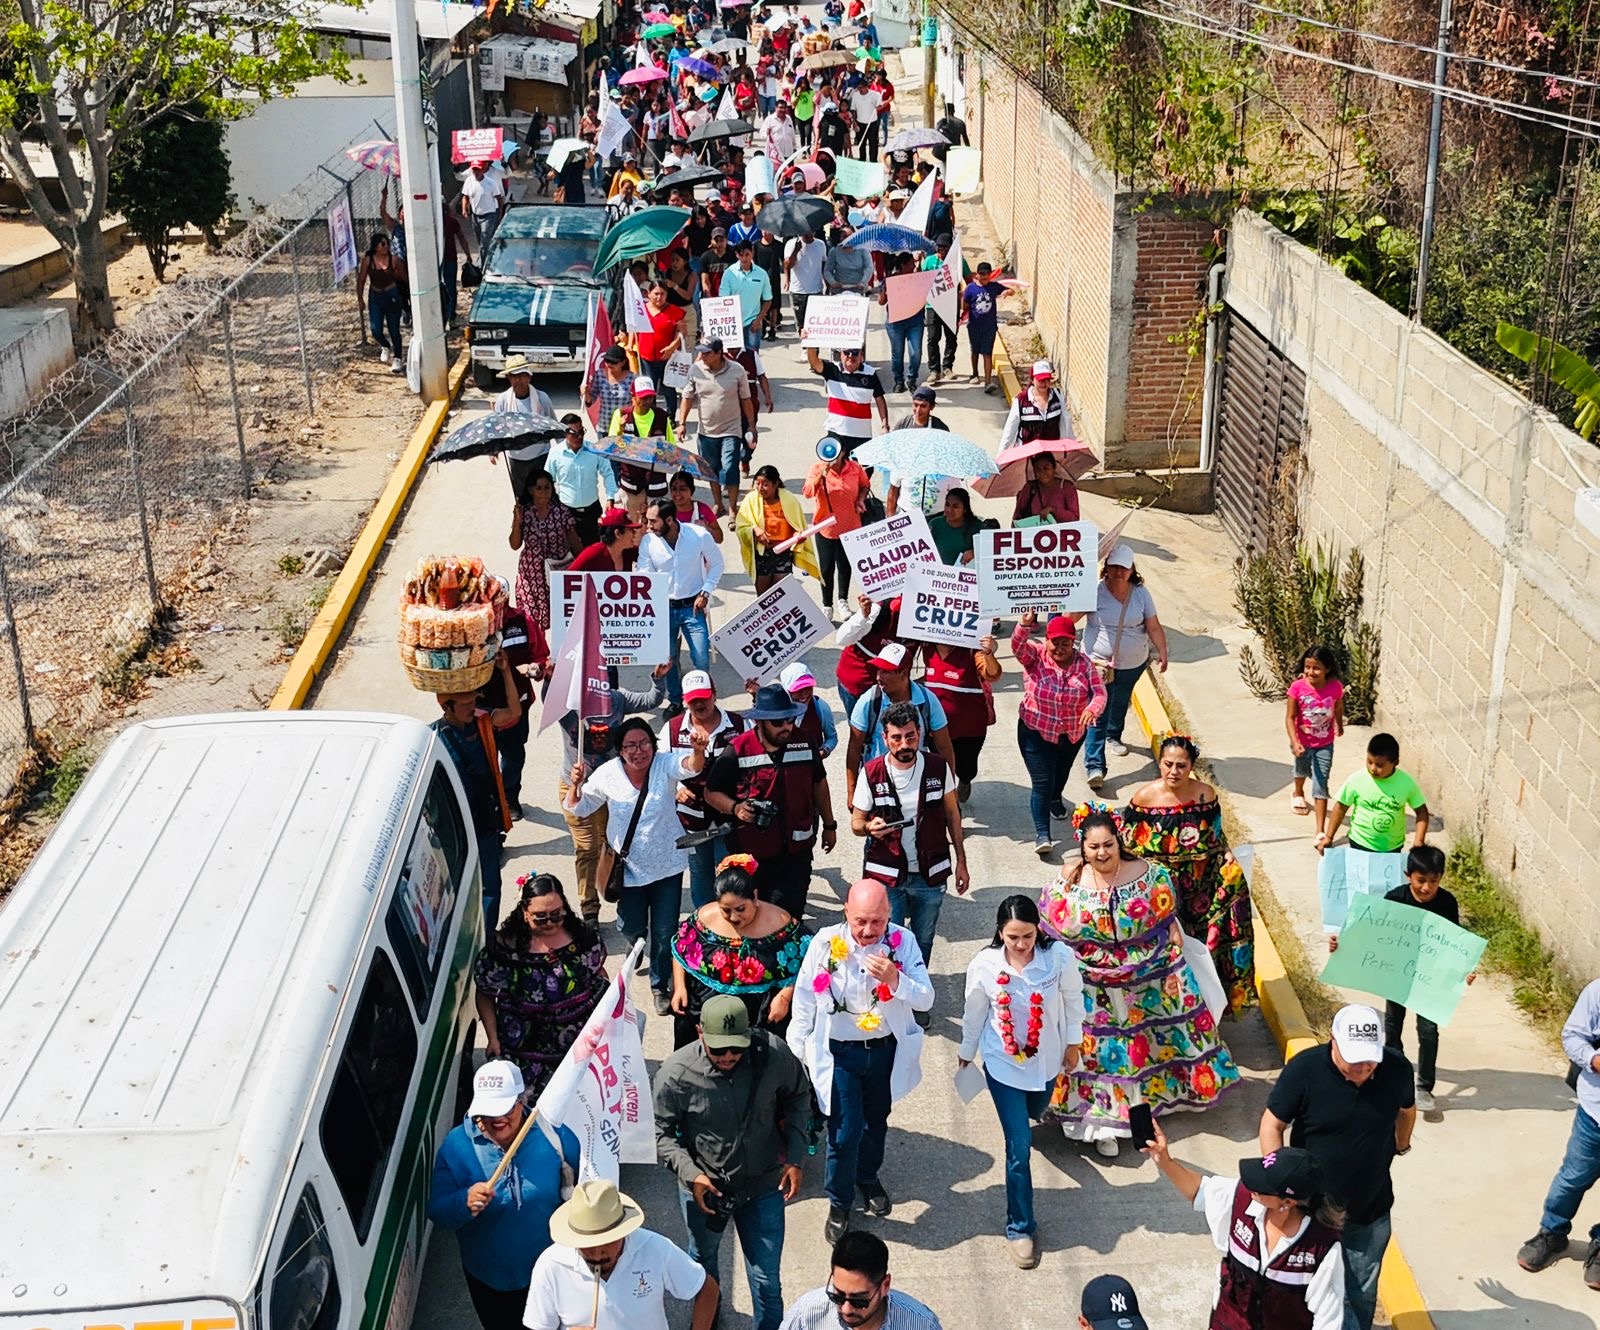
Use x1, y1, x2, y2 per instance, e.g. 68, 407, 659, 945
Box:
669, 856, 810, 1049
1122, 734, 1255, 1015
474, 873, 609, 1096
1038, 807, 1240, 1156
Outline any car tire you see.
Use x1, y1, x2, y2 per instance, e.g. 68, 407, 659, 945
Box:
471, 361, 499, 392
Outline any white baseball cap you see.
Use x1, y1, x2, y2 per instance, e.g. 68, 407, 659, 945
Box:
632, 374, 657, 396
1032, 359, 1054, 379
682, 669, 715, 701
779, 661, 817, 693
469, 1060, 526, 1118
1330, 1005, 1385, 1065
868, 641, 909, 671
1104, 542, 1137, 568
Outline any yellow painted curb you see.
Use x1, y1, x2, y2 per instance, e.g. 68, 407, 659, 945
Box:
994, 333, 1022, 406
1129, 672, 1436, 1330
268, 352, 470, 711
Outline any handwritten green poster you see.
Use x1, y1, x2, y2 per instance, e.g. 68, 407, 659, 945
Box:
1321, 894, 1485, 1026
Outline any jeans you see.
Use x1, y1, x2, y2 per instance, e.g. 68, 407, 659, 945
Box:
678, 1183, 786, 1330
1384, 1000, 1439, 1090
616, 873, 683, 995
743, 324, 763, 353
368, 287, 403, 353
838, 683, 861, 720
441, 257, 458, 323
926, 307, 955, 370
474, 210, 501, 253
759, 94, 777, 116
885, 316, 923, 385
477, 830, 504, 937
986, 1073, 1049, 1238
643, 358, 679, 418
1540, 1106, 1600, 1239
1340, 1211, 1390, 1330
1017, 718, 1085, 842
559, 780, 608, 919
698, 433, 743, 488
887, 872, 946, 966
464, 1272, 529, 1330
666, 604, 712, 706
1084, 661, 1147, 774
688, 833, 730, 909
825, 1037, 895, 1208
815, 535, 851, 607
497, 710, 528, 807
1294, 744, 1335, 799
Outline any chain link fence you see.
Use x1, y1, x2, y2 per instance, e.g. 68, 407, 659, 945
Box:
0, 115, 407, 790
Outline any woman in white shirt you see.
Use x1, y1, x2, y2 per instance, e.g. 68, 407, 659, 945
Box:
566, 717, 706, 1015
958, 894, 1085, 1270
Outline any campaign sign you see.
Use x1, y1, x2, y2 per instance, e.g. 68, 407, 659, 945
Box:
975, 522, 1098, 616
801, 293, 872, 349
549, 570, 670, 664
701, 295, 743, 345
839, 510, 940, 601
901, 563, 982, 648
1321, 894, 1485, 1026
451, 127, 504, 164
711, 576, 829, 683
1318, 845, 1407, 931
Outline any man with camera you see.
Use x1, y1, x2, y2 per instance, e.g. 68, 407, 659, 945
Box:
653, 995, 814, 1330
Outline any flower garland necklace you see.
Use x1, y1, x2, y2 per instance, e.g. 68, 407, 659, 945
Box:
994, 970, 1045, 1063
813, 929, 904, 1032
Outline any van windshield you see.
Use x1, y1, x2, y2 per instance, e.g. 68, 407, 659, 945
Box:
485, 237, 603, 286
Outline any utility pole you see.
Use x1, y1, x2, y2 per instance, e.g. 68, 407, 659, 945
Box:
1412, 0, 1453, 322
391, 0, 450, 400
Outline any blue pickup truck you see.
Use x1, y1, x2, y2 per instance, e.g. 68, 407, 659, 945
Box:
464, 203, 610, 390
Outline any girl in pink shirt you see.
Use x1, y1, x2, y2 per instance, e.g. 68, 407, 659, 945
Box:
1286, 644, 1346, 835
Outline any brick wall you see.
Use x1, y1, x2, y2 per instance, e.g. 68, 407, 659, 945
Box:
1125, 212, 1213, 466
1227, 208, 1600, 978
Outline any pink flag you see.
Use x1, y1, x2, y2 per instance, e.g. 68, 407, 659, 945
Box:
539, 578, 612, 733
671, 102, 690, 141
582, 293, 616, 428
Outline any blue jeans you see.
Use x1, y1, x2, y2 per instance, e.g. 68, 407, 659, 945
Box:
678, 1183, 786, 1330
688, 833, 729, 909
1017, 718, 1085, 842
368, 287, 403, 353
666, 604, 712, 706
616, 873, 683, 995
1294, 743, 1335, 800
825, 1037, 895, 1208
986, 1073, 1049, 1238
743, 324, 763, 352
1540, 1106, 1600, 1240
885, 316, 923, 385
887, 872, 946, 966
1084, 661, 1147, 775
698, 433, 743, 488
1340, 1211, 1390, 1330
477, 830, 503, 938
838, 684, 861, 719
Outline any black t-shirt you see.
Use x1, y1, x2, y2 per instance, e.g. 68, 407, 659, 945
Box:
818, 110, 849, 155
1383, 883, 1459, 925
684, 219, 715, 257
705, 739, 824, 802
556, 156, 586, 202
1265, 1043, 1415, 1225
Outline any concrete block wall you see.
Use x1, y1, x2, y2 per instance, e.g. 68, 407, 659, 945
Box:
1227, 206, 1600, 978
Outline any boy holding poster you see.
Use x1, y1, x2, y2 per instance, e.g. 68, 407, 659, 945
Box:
1326, 844, 1474, 1112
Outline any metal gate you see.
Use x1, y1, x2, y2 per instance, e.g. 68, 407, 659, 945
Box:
1213, 311, 1306, 551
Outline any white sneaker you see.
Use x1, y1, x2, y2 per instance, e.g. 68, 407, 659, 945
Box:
1094, 1136, 1120, 1158
1034, 838, 1053, 858
379, 348, 390, 364
1415, 1088, 1438, 1113
1109, 739, 1131, 757
1086, 771, 1106, 791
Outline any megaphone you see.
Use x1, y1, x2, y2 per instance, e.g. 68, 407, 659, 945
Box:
816, 437, 843, 463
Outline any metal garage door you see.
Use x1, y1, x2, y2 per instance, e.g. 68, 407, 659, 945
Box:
1214, 312, 1306, 551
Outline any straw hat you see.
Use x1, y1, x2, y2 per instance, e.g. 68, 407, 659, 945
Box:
503, 355, 535, 375
548, 1180, 646, 1247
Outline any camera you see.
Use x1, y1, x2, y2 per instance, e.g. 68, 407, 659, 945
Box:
744, 798, 778, 829
702, 1184, 740, 1231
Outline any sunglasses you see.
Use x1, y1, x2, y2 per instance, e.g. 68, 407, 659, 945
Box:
825, 1283, 880, 1310
526, 908, 565, 923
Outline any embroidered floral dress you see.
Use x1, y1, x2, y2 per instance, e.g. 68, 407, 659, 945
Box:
672, 913, 810, 1042
1038, 861, 1240, 1138
514, 500, 577, 631
474, 936, 609, 1096
1121, 799, 1255, 1015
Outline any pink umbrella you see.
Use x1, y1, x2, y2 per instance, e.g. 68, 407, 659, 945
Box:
344, 139, 402, 177
972, 438, 1099, 499
644, 7, 670, 16
620, 65, 668, 85
790, 161, 826, 188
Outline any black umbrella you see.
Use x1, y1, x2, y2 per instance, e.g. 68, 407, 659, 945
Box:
428, 411, 566, 464
688, 117, 755, 144
756, 195, 835, 239
650, 163, 726, 194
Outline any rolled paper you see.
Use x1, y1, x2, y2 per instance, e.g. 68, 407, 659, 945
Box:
774, 514, 837, 553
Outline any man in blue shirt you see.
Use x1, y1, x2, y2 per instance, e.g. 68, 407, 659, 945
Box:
545, 413, 618, 543
721, 239, 774, 352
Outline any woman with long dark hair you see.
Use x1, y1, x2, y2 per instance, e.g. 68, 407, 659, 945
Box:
958, 894, 1086, 1268
356, 233, 407, 368
473, 873, 609, 1096
1038, 807, 1240, 1156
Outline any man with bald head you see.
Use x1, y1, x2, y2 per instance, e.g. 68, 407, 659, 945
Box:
787, 880, 934, 1243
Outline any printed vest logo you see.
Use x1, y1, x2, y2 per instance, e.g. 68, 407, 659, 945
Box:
1232, 1217, 1255, 1246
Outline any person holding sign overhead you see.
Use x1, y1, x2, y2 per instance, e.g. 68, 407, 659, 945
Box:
806, 344, 888, 457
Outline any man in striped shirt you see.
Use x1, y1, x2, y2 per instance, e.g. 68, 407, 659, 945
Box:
804, 345, 887, 458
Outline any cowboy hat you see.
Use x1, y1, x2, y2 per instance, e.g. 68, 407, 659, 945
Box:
548, 1179, 646, 1247
503, 355, 535, 375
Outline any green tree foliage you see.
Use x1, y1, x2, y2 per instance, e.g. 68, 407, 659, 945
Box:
0, 0, 352, 343
108, 103, 233, 281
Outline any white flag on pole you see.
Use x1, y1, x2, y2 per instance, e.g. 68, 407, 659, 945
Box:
929, 228, 962, 331
621, 271, 653, 334
534, 940, 655, 1181
597, 94, 633, 162
899, 167, 938, 234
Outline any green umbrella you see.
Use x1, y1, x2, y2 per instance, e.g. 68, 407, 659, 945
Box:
593, 205, 692, 272
643, 21, 677, 37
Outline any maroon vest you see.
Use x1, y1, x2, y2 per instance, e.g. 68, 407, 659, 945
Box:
666, 709, 747, 830
859, 752, 952, 888
794, 697, 826, 753
725, 728, 817, 859
1212, 1182, 1340, 1330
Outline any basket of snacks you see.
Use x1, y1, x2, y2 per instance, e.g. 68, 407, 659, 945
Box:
398, 555, 510, 692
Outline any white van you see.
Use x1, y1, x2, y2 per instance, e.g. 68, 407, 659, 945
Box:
0, 712, 484, 1330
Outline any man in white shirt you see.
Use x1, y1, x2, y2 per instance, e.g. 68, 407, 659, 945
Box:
787, 880, 933, 1243
461, 160, 507, 250
847, 84, 881, 159
762, 100, 799, 162
524, 1180, 719, 1330
491, 358, 557, 501
637, 498, 725, 715
784, 232, 826, 335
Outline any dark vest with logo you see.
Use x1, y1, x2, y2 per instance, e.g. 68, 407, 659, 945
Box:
666, 708, 747, 830
859, 752, 952, 888
614, 406, 672, 498
725, 728, 817, 859
1212, 1181, 1340, 1330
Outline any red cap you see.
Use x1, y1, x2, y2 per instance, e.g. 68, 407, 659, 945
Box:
599, 507, 639, 530
1045, 615, 1076, 640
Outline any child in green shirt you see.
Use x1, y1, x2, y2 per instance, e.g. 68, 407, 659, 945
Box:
1315, 731, 1430, 855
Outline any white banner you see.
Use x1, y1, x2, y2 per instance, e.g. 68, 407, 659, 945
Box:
621, 271, 653, 335
478, 44, 505, 93
839, 510, 940, 602
801, 293, 872, 349
549, 569, 671, 664
974, 522, 1099, 616
900, 562, 983, 648
534, 941, 655, 1181
898, 168, 937, 233
701, 294, 743, 345
597, 95, 633, 162
328, 196, 358, 285
711, 576, 830, 682
929, 229, 961, 331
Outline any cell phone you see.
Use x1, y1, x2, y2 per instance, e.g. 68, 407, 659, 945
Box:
1128, 1103, 1156, 1149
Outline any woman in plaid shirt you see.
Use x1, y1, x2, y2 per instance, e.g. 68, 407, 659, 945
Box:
1013, 611, 1107, 858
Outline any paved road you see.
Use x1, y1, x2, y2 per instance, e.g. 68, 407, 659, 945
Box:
313, 302, 1284, 1330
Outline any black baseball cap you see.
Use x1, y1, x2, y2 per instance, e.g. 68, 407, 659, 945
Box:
1238, 1146, 1323, 1201
1081, 1275, 1147, 1330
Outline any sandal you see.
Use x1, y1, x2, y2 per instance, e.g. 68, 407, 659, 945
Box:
1291, 795, 1311, 815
